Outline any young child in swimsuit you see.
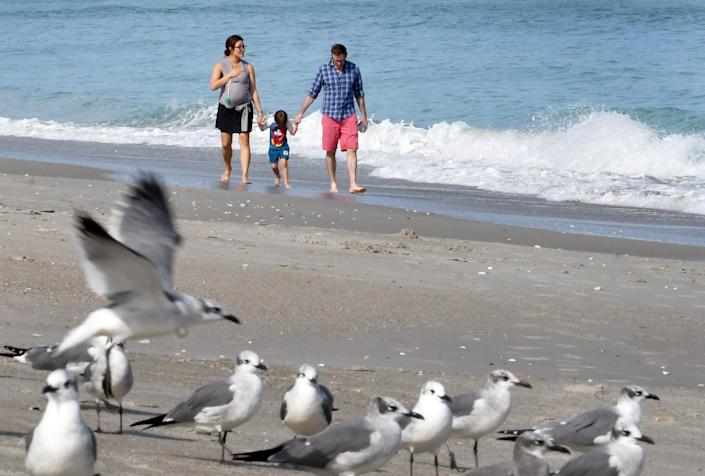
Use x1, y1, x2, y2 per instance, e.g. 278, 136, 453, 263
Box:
267, 110, 297, 188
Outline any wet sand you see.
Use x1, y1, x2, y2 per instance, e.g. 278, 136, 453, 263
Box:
0, 158, 704, 475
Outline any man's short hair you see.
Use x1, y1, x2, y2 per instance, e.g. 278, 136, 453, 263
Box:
331, 44, 347, 56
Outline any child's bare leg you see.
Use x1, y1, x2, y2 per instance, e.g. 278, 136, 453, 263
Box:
271, 163, 281, 186
281, 159, 290, 188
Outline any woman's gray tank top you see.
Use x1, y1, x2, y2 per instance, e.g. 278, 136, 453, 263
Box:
219, 58, 252, 109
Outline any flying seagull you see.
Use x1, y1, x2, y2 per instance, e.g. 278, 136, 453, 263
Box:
54, 174, 239, 355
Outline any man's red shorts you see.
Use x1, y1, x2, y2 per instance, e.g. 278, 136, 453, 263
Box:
322, 113, 358, 152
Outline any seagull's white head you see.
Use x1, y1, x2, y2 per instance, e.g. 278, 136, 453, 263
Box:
620, 385, 660, 404
489, 369, 532, 391
236, 350, 268, 373
370, 396, 424, 423
43, 369, 80, 403
612, 418, 655, 445
297, 364, 319, 385
419, 380, 452, 405
199, 299, 240, 325
498, 430, 571, 458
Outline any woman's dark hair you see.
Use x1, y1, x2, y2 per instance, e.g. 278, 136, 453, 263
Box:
331, 44, 347, 56
224, 35, 244, 56
274, 110, 288, 129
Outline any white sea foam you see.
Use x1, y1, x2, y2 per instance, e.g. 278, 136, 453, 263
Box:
2, 110, 705, 214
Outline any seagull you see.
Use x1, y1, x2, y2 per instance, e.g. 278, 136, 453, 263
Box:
460, 431, 570, 476
500, 385, 659, 452
401, 380, 453, 476
25, 369, 97, 476
232, 395, 424, 476
554, 419, 654, 476
280, 364, 336, 436
1, 341, 93, 372
53, 174, 239, 356
82, 336, 134, 434
448, 369, 532, 470
130, 350, 266, 463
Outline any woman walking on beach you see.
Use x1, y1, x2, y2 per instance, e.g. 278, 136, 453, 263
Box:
211, 35, 265, 184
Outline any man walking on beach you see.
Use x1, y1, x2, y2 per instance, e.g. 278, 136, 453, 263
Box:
295, 44, 368, 194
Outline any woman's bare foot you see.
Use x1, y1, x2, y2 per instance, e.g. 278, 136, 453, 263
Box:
241, 176, 251, 184
349, 186, 366, 194
330, 182, 339, 193
285, 182, 291, 188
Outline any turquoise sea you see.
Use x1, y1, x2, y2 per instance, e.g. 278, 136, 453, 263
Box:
1, 0, 705, 243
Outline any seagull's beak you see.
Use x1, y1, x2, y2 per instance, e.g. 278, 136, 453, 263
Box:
549, 443, 572, 454
223, 314, 240, 324
646, 393, 660, 400
309, 378, 317, 384
440, 394, 452, 403
514, 379, 532, 389
42, 385, 58, 394
255, 362, 268, 371
496, 435, 518, 442
637, 434, 655, 445
405, 411, 424, 420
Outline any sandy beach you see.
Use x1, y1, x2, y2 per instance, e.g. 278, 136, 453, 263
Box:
1, 158, 704, 475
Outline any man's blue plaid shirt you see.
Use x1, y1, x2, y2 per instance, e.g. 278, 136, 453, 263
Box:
307, 60, 364, 121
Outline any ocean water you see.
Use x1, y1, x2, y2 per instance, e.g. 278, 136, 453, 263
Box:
2, 0, 705, 216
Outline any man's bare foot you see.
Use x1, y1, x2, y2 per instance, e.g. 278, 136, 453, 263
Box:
274, 179, 280, 187
350, 186, 366, 194
220, 172, 231, 183
330, 183, 339, 193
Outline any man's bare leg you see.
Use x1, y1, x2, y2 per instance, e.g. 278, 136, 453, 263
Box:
239, 132, 251, 184
347, 149, 365, 193
220, 132, 233, 183
326, 150, 338, 192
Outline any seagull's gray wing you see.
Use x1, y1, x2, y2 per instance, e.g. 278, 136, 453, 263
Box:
166, 380, 234, 423
465, 460, 516, 476
110, 175, 181, 290
75, 214, 164, 302
269, 419, 374, 468
24, 427, 34, 451
25, 344, 92, 371
280, 384, 294, 421
556, 451, 618, 476
89, 428, 97, 462
550, 409, 617, 447
450, 391, 481, 417
319, 384, 335, 424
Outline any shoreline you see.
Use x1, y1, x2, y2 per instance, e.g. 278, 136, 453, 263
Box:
1, 135, 704, 249
0, 155, 703, 261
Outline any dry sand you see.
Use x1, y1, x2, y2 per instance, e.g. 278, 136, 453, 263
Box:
0, 159, 703, 475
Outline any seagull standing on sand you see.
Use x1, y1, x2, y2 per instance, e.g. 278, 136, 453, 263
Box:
130, 350, 266, 463
401, 380, 453, 476
555, 419, 654, 476
1, 341, 93, 372
82, 337, 134, 433
25, 369, 97, 476
461, 431, 570, 476
500, 385, 659, 453
53, 175, 239, 356
281, 364, 336, 436
448, 369, 532, 470
232, 395, 423, 476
